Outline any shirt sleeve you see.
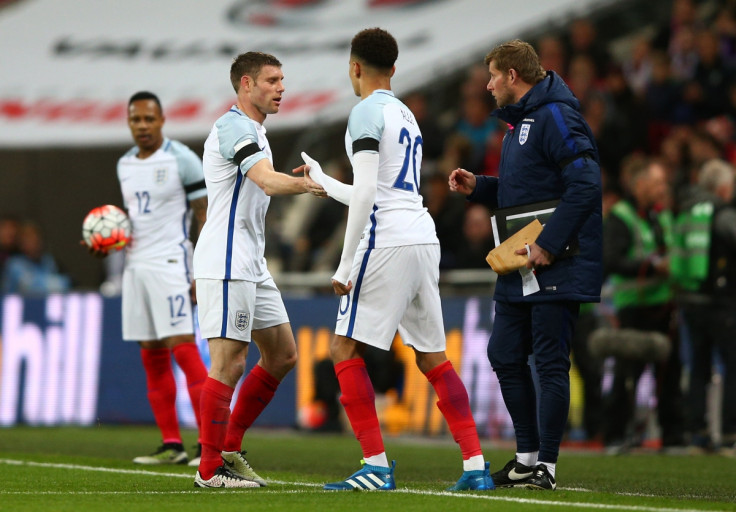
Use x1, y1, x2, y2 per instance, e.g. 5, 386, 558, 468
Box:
171, 142, 207, 201
116, 158, 129, 210
216, 114, 268, 174
347, 100, 384, 154
534, 103, 601, 256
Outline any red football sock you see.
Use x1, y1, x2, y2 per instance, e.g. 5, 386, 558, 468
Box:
140, 347, 181, 444
171, 343, 208, 437
426, 360, 482, 460
335, 358, 384, 458
198, 377, 234, 479
223, 365, 280, 452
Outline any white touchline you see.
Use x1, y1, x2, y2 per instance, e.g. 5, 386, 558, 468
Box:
0, 459, 728, 512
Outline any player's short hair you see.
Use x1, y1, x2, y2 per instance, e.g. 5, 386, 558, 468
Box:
350, 27, 398, 71
484, 39, 546, 85
230, 52, 282, 92
128, 91, 163, 115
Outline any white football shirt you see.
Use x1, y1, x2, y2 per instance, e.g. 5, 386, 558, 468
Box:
117, 138, 206, 272
344, 90, 438, 249
193, 106, 273, 282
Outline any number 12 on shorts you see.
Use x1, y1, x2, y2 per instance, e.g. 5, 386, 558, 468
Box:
167, 294, 187, 321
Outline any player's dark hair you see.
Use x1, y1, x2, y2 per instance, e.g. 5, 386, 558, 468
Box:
350, 27, 398, 71
484, 39, 546, 85
128, 91, 163, 115
230, 52, 282, 92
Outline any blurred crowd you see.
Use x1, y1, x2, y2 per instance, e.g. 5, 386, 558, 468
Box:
0, 215, 71, 296
2, 0, 736, 453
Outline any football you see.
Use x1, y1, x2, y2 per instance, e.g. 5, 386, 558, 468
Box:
82, 204, 132, 252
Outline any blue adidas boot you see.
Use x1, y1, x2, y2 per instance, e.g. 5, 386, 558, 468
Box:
447, 461, 495, 491
324, 460, 396, 491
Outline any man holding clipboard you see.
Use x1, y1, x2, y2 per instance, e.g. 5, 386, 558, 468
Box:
449, 40, 602, 490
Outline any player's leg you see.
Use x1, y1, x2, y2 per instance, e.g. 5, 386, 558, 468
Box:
524, 301, 579, 491
220, 278, 293, 486
122, 267, 186, 464
412, 350, 491, 490
134, 339, 188, 465
486, 300, 539, 486
402, 244, 492, 490
167, 334, 207, 465
325, 247, 403, 490
219, 321, 293, 487
193, 279, 259, 488
323, 334, 396, 491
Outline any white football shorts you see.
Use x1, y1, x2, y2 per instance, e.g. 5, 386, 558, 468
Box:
335, 244, 446, 352
196, 277, 290, 342
122, 266, 194, 342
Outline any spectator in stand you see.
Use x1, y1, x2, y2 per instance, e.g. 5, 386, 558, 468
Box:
453, 204, 494, 269
622, 36, 654, 98
583, 65, 644, 185
653, 0, 703, 58
453, 91, 498, 173
684, 29, 735, 122
537, 34, 568, 78
688, 128, 726, 176
437, 133, 473, 176
424, 170, 467, 269
563, 18, 611, 78
2, 220, 71, 296
566, 54, 599, 108
714, 2, 736, 67
659, 126, 696, 201
602, 65, 647, 165
0, 214, 20, 277
669, 25, 700, 81
644, 51, 689, 151
403, 91, 446, 165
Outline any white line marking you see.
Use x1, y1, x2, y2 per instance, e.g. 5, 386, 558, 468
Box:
0, 459, 729, 512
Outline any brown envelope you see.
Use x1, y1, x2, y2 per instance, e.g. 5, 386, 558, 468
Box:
486, 219, 544, 275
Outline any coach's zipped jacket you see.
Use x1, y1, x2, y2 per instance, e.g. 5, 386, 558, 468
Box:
468, 70, 603, 303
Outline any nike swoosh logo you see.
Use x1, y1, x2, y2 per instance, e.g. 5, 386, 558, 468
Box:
170, 319, 185, 326
508, 469, 533, 480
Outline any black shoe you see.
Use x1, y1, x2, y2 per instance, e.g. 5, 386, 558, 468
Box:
525, 464, 556, 490
489, 458, 534, 487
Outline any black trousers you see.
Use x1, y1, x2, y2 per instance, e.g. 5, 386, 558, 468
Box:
602, 303, 685, 446
682, 303, 736, 441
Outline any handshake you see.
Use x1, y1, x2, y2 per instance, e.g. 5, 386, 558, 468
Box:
300, 152, 352, 206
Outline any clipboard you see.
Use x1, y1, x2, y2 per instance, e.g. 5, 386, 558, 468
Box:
491, 199, 560, 247
489, 198, 579, 259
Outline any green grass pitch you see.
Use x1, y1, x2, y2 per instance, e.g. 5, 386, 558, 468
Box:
0, 426, 734, 511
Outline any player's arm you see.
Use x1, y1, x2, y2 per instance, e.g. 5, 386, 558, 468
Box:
298, 152, 352, 205
190, 196, 207, 238
247, 158, 324, 197
332, 151, 378, 294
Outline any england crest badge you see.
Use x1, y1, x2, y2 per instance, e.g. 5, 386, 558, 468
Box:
235, 311, 250, 331
519, 123, 531, 145
155, 168, 168, 184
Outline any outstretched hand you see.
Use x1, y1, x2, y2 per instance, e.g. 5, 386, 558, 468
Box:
300, 152, 327, 187
448, 168, 477, 195
292, 163, 327, 197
